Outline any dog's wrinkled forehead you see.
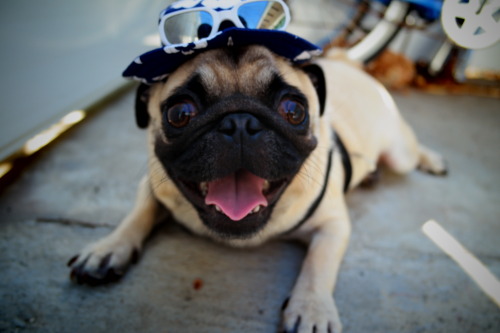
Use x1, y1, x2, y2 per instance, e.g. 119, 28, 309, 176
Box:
167, 46, 283, 98
201, 47, 277, 96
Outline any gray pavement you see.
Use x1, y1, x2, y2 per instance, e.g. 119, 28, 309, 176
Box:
1, 85, 499, 332
1, 0, 500, 331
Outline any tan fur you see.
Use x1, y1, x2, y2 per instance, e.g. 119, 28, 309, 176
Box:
69, 46, 446, 332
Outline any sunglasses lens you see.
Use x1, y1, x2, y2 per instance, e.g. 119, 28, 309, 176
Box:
237, 1, 288, 30
163, 11, 214, 44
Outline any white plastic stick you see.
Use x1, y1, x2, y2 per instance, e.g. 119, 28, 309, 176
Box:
422, 220, 500, 308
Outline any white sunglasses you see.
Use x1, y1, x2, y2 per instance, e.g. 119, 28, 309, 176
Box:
159, 0, 291, 46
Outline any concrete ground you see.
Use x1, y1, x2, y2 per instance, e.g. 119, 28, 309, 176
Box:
1, 0, 500, 331
1, 82, 500, 333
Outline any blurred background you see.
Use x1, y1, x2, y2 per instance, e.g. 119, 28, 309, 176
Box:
0, 0, 167, 164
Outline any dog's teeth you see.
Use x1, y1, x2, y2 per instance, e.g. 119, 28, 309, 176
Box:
200, 182, 208, 196
263, 180, 270, 192
214, 205, 221, 212
252, 206, 261, 214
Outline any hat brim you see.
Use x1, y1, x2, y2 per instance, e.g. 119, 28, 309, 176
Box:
122, 28, 322, 84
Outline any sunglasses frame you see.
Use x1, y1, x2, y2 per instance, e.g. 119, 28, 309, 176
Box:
158, 0, 291, 46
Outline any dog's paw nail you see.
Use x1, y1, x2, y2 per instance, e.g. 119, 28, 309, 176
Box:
437, 163, 449, 176
293, 316, 301, 332
98, 253, 112, 270
281, 315, 301, 333
131, 248, 140, 264
281, 297, 290, 311
67, 255, 79, 267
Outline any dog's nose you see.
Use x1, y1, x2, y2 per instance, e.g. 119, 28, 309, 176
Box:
218, 113, 263, 143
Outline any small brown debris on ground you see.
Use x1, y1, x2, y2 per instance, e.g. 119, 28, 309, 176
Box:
193, 278, 203, 291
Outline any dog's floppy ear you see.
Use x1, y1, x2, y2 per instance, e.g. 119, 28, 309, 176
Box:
135, 83, 151, 129
301, 64, 326, 117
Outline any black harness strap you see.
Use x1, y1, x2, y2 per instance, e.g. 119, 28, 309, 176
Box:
282, 132, 352, 236
282, 147, 333, 235
334, 133, 352, 193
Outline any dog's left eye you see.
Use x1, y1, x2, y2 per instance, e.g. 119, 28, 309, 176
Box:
167, 101, 198, 128
278, 99, 306, 125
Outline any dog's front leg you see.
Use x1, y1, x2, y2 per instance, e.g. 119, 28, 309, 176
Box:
282, 200, 351, 333
68, 176, 161, 285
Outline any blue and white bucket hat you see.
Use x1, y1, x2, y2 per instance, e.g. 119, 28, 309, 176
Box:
123, 0, 322, 84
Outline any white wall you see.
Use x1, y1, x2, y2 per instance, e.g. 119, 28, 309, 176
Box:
0, 0, 171, 161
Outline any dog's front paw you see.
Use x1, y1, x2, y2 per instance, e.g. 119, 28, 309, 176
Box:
281, 293, 342, 333
67, 234, 140, 286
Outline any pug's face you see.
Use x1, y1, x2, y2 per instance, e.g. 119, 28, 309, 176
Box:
138, 46, 324, 239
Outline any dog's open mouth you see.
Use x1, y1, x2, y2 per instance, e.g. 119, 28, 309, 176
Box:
183, 169, 288, 221
205, 170, 268, 221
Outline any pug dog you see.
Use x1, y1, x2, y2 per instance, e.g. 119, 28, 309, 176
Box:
68, 45, 447, 332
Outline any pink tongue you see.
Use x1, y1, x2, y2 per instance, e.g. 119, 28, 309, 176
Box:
205, 170, 268, 221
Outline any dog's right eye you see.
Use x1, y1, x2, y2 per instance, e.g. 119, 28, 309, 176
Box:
278, 98, 306, 126
167, 101, 198, 128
